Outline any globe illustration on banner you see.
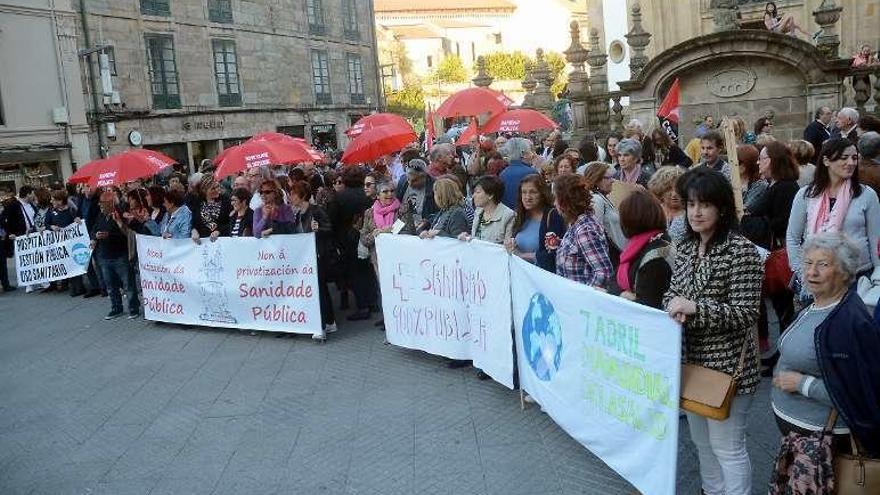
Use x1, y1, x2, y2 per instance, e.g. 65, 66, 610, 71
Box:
522, 293, 562, 381
71, 243, 91, 266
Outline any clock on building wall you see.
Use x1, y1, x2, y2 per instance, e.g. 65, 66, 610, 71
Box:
128, 130, 143, 146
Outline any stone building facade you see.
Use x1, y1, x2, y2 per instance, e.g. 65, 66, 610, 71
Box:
589, 0, 880, 91
0, 0, 90, 193
77, 0, 382, 171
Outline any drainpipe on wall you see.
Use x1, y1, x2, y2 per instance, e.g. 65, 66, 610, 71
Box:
78, 0, 107, 158
48, 0, 77, 175
366, 0, 385, 112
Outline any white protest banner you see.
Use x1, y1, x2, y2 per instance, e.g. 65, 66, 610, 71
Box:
376, 234, 514, 388
15, 223, 92, 286
510, 256, 681, 495
136, 233, 321, 334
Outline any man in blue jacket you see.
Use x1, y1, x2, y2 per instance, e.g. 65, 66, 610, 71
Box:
499, 137, 538, 209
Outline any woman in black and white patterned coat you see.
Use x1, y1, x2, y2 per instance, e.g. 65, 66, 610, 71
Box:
664, 167, 763, 495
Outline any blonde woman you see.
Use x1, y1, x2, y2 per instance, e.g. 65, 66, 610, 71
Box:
419, 176, 470, 239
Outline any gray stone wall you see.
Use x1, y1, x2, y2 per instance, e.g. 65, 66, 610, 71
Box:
76, 0, 381, 162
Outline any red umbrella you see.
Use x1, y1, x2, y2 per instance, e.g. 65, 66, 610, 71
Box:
68, 149, 176, 188
341, 124, 417, 165
481, 109, 558, 134
435, 87, 508, 119
346, 113, 413, 138
248, 132, 324, 161
214, 140, 317, 179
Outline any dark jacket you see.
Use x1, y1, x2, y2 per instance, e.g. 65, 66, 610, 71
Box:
333, 186, 371, 255
190, 196, 233, 237
292, 204, 335, 262
536, 208, 565, 273
396, 175, 438, 229
749, 179, 800, 248
803, 120, 831, 164
93, 211, 128, 260
44, 207, 76, 229
816, 286, 880, 456
0, 198, 32, 236
624, 235, 674, 309
831, 126, 859, 146
658, 145, 693, 169
429, 206, 470, 238
229, 208, 254, 237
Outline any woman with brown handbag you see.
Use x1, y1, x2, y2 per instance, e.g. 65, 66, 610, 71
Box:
663, 167, 764, 495
769, 232, 880, 493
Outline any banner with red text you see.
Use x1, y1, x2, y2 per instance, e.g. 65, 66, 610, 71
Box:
135, 234, 322, 334
510, 256, 680, 495
376, 235, 514, 388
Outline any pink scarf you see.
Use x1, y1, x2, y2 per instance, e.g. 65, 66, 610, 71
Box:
372, 198, 400, 229
616, 229, 663, 292
621, 164, 643, 184
806, 180, 852, 235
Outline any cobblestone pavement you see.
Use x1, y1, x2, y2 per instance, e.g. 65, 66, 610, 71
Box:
0, 285, 780, 495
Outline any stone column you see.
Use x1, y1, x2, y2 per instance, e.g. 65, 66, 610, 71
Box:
624, 3, 651, 80
530, 49, 555, 115
813, 0, 843, 59
471, 56, 494, 88
709, 0, 739, 32
586, 28, 609, 134
564, 21, 589, 143
521, 62, 537, 109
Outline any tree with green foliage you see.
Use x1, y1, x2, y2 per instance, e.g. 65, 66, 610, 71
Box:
435, 55, 469, 84
483, 51, 530, 80
385, 84, 425, 122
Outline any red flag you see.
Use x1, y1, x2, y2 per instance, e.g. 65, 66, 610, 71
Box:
425, 105, 435, 151
657, 78, 680, 142
455, 120, 478, 146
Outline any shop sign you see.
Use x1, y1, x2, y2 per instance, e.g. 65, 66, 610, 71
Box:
182, 119, 225, 131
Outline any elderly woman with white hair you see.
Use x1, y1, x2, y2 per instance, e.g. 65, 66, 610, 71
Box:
769, 233, 880, 493
614, 138, 652, 187
499, 137, 538, 209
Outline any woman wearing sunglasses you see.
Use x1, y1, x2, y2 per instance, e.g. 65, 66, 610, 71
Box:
252, 179, 295, 238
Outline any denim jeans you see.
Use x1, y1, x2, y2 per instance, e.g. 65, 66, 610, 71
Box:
685, 393, 754, 495
99, 256, 138, 313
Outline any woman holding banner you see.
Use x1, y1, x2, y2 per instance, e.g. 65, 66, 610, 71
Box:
418, 176, 469, 240
227, 188, 254, 238
360, 177, 411, 330
459, 175, 515, 245
253, 180, 294, 238
552, 174, 612, 289
664, 167, 763, 495
506, 175, 556, 267
145, 189, 192, 240
288, 180, 337, 340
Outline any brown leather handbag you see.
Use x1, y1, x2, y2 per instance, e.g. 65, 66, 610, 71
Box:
679, 336, 749, 421
835, 435, 880, 494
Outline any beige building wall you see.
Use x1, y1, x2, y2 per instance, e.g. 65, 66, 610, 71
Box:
0, 0, 90, 191
624, 0, 880, 60
77, 0, 382, 169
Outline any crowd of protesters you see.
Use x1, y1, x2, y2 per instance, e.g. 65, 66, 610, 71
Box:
2, 104, 880, 494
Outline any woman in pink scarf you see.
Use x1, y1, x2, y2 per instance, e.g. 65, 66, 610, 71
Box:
615, 190, 674, 309
359, 178, 413, 326
787, 138, 880, 302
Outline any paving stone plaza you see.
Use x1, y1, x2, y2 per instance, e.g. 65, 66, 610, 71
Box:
0, 287, 782, 494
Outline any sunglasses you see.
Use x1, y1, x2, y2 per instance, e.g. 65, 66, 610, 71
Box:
260, 189, 275, 195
